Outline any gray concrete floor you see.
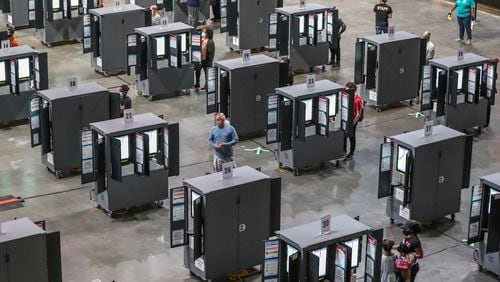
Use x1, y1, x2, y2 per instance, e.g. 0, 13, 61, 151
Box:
0, 0, 500, 281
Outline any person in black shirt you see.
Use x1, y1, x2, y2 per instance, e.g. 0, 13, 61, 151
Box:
373, 0, 393, 34
329, 16, 347, 67
119, 85, 132, 117
396, 220, 424, 282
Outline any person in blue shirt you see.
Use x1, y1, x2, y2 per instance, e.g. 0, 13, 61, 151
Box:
208, 113, 239, 172
449, 0, 476, 45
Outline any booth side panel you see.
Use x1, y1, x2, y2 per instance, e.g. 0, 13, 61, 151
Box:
229, 69, 257, 137
5, 234, 48, 282
410, 145, 440, 221
254, 63, 280, 135
204, 189, 239, 278
290, 130, 344, 168
446, 98, 489, 130
377, 39, 420, 105
238, 1, 259, 49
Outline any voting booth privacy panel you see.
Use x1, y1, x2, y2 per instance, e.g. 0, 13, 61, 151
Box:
208, 55, 279, 137
262, 215, 383, 282
269, 4, 334, 71
354, 31, 425, 109
0, 0, 35, 29
467, 173, 500, 276
0, 217, 62, 282
82, 113, 180, 213
130, 23, 195, 100
166, 0, 209, 25
266, 80, 354, 175
220, 0, 281, 50
377, 125, 473, 224
169, 166, 281, 280
0, 45, 48, 123
33, 0, 96, 46
84, 4, 151, 75
422, 53, 497, 131
30, 82, 116, 178
130, 0, 162, 8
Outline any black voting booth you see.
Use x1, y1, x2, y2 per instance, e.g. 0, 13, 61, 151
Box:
34, 0, 95, 46
467, 173, 500, 276
169, 166, 281, 281
421, 53, 498, 131
354, 31, 425, 111
82, 113, 180, 215
377, 125, 473, 224
0, 0, 35, 29
220, 0, 281, 51
269, 4, 336, 72
262, 215, 383, 282
129, 23, 195, 100
265, 79, 354, 176
0, 45, 48, 124
30, 82, 118, 178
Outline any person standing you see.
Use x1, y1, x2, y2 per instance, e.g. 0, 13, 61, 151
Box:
7, 27, 20, 47
187, 0, 201, 27
381, 239, 397, 282
195, 27, 215, 90
150, 5, 162, 26
373, 0, 393, 34
208, 113, 239, 172
345, 82, 364, 159
422, 31, 435, 64
118, 85, 132, 117
396, 220, 424, 282
329, 15, 347, 67
449, 0, 475, 45
98, 0, 104, 8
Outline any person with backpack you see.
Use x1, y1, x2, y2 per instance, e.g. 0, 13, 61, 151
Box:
345, 82, 364, 159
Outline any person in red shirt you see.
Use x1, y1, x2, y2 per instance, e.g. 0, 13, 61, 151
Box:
7, 27, 20, 47
345, 82, 364, 159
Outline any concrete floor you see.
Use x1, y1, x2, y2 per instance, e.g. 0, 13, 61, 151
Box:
0, 0, 500, 281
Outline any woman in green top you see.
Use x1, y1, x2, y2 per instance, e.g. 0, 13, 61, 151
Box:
449, 0, 476, 45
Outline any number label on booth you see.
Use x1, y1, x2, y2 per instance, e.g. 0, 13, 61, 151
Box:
424, 118, 433, 137
1, 40, 10, 50
67, 77, 78, 91
242, 49, 251, 63
123, 108, 134, 124
321, 214, 331, 234
388, 26, 395, 38
222, 161, 234, 179
306, 74, 316, 89
457, 49, 464, 61
299, 0, 305, 8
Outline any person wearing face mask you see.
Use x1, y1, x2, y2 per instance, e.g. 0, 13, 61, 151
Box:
118, 85, 132, 117
208, 113, 239, 172
7, 27, 20, 47
395, 220, 424, 282
194, 27, 215, 90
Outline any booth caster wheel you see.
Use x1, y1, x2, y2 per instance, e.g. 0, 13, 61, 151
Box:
450, 214, 456, 221
229, 47, 234, 52
376, 107, 382, 112
335, 160, 340, 167
155, 200, 163, 208
46, 43, 52, 48
55, 171, 62, 179
106, 210, 114, 218
390, 218, 395, 224
322, 65, 326, 72
293, 168, 300, 176
103, 72, 109, 77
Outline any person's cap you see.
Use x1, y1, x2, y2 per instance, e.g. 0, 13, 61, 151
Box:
120, 85, 129, 92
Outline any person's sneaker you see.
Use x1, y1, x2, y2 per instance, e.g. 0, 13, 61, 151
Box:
467, 39, 472, 45
454, 38, 463, 42
344, 153, 353, 159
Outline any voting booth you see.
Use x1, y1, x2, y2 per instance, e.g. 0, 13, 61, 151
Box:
131, 0, 161, 8
0, 0, 34, 29
422, 53, 497, 131
83, 113, 180, 215
0, 217, 62, 282
269, 3, 335, 71
33, 0, 96, 46
169, 166, 281, 281
262, 215, 383, 282
130, 23, 195, 100
266, 79, 354, 176
84, 4, 151, 76
168, 0, 209, 25
377, 125, 473, 224
208, 54, 279, 137
467, 173, 500, 276
354, 31, 425, 111
220, 0, 280, 50
30, 82, 117, 178
0, 45, 48, 124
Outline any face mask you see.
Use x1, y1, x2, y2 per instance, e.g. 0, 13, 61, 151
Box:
202, 32, 207, 37
403, 230, 412, 236
216, 120, 224, 127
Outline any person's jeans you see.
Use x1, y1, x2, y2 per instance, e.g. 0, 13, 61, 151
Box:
457, 16, 472, 40
329, 46, 341, 64
376, 25, 388, 34
345, 123, 358, 156
188, 6, 199, 27
195, 61, 209, 88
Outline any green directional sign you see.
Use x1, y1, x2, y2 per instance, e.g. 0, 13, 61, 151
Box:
409, 112, 425, 118
244, 146, 270, 155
